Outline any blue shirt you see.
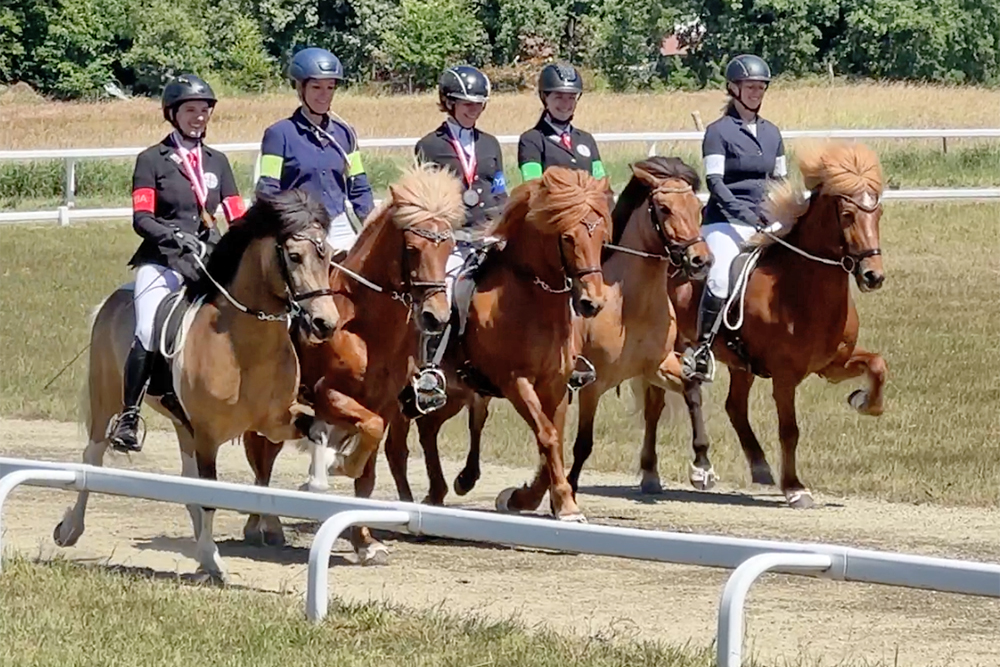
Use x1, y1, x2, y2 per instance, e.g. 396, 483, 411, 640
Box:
702, 107, 786, 227
256, 108, 375, 221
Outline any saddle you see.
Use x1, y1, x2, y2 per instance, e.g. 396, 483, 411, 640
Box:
715, 245, 772, 379
140, 285, 203, 433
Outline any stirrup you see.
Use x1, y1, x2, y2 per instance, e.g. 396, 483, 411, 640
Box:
107, 408, 147, 453
681, 346, 716, 383
567, 356, 597, 391
412, 367, 447, 415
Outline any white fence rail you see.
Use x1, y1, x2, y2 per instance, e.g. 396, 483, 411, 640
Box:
2, 126, 1000, 225
1, 456, 998, 667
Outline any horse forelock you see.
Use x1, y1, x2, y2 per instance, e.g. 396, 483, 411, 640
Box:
389, 162, 465, 231
800, 141, 884, 201
524, 167, 610, 235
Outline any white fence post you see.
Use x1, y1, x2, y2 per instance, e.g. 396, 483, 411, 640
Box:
716, 553, 835, 667
306, 509, 412, 622
0, 469, 77, 573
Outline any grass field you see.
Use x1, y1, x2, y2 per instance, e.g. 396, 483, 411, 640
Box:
0, 557, 721, 667
4, 83, 1000, 211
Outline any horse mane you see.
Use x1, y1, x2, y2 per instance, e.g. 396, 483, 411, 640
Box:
609, 156, 701, 249
387, 162, 465, 230
188, 188, 330, 299
497, 166, 610, 237
756, 141, 884, 247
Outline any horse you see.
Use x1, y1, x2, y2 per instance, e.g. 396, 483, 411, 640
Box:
239, 163, 465, 563
53, 189, 340, 583
383, 165, 611, 521
386, 157, 714, 506
637, 140, 888, 507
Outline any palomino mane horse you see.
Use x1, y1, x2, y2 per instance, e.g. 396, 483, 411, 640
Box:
391, 157, 715, 507
639, 140, 888, 508
54, 189, 339, 583
384, 165, 610, 522
240, 163, 465, 563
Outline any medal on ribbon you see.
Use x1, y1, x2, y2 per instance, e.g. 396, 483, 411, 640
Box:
447, 126, 479, 207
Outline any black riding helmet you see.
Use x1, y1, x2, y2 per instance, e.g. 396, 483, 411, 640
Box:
538, 62, 584, 99
161, 74, 217, 129
724, 54, 771, 113
438, 65, 491, 111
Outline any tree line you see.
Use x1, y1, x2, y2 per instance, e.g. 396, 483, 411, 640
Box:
2, 0, 999, 100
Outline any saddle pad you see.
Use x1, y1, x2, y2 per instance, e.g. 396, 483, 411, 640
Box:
723, 246, 764, 332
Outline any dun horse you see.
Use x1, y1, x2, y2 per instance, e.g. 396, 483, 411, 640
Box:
54, 190, 339, 582
385, 166, 610, 521
240, 163, 465, 563
639, 141, 889, 507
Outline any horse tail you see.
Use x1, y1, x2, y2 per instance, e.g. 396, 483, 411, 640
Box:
77, 296, 107, 437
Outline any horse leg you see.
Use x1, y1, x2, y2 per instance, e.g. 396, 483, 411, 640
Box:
638, 383, 665, 494
566, 384, 599, 494
53, 437, 108, 548
417, 409, 451, 506
683, 378, 717, 491
309, 382, 386, 479
241, 431, 286, 547
772, 377, 813, 508
454, 395, 490, 496
179, 432, 228, 583
384, 410, 414, 502
349, 453, 390, 566
725, 368, 775, 486
818, 344, 888, 417
497, 382, 583, 522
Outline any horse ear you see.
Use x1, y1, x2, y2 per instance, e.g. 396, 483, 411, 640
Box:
630, 164, 659, 188
388, 184, 400, 203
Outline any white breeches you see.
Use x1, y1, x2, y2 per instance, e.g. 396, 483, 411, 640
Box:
445, 243, 474, 304
325, 212, 358, 253
133, 264, 184, 351
703, 222, 757, 298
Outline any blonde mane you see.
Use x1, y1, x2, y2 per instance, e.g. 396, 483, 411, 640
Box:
358, 162, 465, 243
757, 141, 884, 246
498, 166, 610, 237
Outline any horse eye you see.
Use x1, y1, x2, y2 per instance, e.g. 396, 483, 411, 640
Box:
288, 252, 303, 263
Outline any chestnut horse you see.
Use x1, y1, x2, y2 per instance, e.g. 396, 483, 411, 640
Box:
54, 190, 339, 582
240, 163, 465, 563
384, 166, 610, 520
387, 157, 714, 506
638, 141, 889, 507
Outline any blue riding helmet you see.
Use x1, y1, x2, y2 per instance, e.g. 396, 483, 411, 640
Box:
288, 47, 345, 86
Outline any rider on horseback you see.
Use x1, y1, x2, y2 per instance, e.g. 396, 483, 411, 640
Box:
517, 62, 605, 391
109, 74, 245, 453
256, 47, 375, 258
682, 54, 787, 383
403, 65, 508, 415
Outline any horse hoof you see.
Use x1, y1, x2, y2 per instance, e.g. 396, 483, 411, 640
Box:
848, 389, 869, 413
421, 494, 444, 507
639, 471, 663, 495
53, 511, 83, 547
190, 568, 228, 587
689, 464, 718, 491
453, 473, 477, 496
357, 542, 390, 566
298, 481, 329, 494
751, 464, 776, 486
557, 512, 587, 523
785, 489, 815, 509
495, 487, 518, 513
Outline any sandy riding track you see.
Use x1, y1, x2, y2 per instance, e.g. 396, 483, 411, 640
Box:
1, 418, 997, 666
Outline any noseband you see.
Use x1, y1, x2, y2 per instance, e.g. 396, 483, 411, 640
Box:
647, 194, 705, 271
834, 193, 882, 276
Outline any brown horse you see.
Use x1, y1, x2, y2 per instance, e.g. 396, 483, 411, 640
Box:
388, 158, 714, 506
54, 189, 339, 582
384, 166, 610, 520
240, 163, 465, 562
638, 141, 889, 507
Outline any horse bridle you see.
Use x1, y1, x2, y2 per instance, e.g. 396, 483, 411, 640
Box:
834, 193, 882, 276
647, 195, 705, 272
517, 216, 604, 294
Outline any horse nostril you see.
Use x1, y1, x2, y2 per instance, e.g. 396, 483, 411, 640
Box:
313, 317, 334, 338
420, 310, 445, 333
863, 271, 884, 289
578, 298, 601, 318
690, 255, 705, 268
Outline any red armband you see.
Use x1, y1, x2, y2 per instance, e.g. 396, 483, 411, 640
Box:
132, 187, 155, 213
222, 195, 247, 223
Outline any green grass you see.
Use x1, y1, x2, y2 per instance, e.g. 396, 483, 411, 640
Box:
3, 142, 1000, 210
1, 200, 998, 508
0, 556, 719, 667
